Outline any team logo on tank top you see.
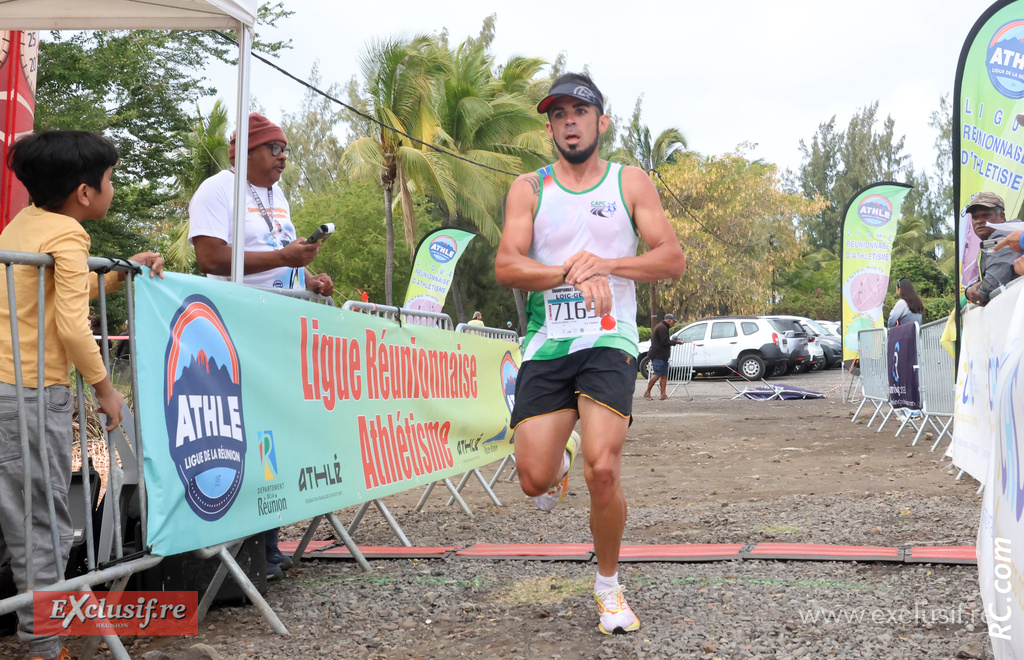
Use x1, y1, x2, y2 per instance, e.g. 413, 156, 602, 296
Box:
590, 200, 618, 218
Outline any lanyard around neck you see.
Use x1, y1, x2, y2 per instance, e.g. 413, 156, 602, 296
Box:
247, 181, 275, 232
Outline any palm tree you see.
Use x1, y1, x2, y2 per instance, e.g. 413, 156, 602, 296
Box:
342, 35, 455, 305
612, 97, 687, 325
168, 100, 231, 270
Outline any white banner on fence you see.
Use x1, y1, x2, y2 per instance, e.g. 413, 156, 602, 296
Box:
952, 308, 992, 484
958, 279, 1024, 658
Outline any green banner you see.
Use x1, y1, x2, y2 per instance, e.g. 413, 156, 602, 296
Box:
955, 1, 1024, 294
135, 272, 518, 557
840, 182, 912, 360
403, 227, 476, 317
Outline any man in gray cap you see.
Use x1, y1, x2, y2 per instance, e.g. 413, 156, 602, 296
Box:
964, 191, 1019, 306
496, 72, 686, 636
643, 314, 681, 400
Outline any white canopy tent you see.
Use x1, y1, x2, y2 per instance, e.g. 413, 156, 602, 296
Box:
0, 0, 257, 282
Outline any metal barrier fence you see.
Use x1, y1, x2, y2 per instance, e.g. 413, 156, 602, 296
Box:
851, 327, 890, 427
666, 342, 696, 400
913, 319, 956, 451
0, 250, 161, 660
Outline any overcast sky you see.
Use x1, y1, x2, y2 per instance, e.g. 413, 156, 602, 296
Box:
205, 0, 996, 176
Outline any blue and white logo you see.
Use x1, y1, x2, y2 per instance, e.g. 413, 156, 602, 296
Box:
858, 195, 893, 227
987, 20, 1024, 99
429, 235, 458, 263
892, 340, 900, 383
163, 295, 247, 521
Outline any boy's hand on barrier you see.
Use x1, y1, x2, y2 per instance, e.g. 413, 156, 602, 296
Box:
94, 379, 124, 431
128, 252, 165, 279
994, 230, 1023, 254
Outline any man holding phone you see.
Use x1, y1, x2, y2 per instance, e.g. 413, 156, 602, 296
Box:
188, 113, 333, 580
189, 112, 334, 296
963, 192, 1017, 306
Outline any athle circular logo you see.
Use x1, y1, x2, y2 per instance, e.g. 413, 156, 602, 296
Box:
163, 294, 247, 521
857, 195, 893, 227
500, 352, 519, 417
429, 235, 457, 263
987, 20, 1024, 99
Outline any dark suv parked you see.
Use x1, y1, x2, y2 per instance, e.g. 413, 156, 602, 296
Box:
761, 317, 810, 375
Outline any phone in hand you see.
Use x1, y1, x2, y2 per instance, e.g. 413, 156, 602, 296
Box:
306, 222, 335, 244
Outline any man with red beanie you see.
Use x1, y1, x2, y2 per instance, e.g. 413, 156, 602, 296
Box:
188, 113, 333, 580
188, 112, 333, 295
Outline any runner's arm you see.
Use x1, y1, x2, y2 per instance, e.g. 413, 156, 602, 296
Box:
563, 166, 685, 285
495, 173, 566, 291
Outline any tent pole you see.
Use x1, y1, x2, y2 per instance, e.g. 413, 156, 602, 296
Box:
230, 23, 254, 284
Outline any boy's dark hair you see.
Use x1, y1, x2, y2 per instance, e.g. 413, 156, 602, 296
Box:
7, 131, 119, 211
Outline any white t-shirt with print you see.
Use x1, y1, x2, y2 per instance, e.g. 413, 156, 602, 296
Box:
188, 170, 304, 289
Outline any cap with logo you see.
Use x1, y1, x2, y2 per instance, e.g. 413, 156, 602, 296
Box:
966, 191, 1005, 211
537, 80, 604, 115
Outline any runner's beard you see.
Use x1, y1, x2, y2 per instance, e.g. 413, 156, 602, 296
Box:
556, 134, 599, 165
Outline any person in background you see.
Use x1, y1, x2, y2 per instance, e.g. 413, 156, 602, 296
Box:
963, 192, 1018, 306
189, 113, 333, 581
643, 313, 681, 400
467, 311, 485, 326
887, 278, 924, 328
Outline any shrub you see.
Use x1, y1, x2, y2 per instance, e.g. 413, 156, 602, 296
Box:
637, 326, 652, 342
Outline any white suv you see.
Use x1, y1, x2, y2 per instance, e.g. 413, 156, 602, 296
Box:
638, 316, 794, 380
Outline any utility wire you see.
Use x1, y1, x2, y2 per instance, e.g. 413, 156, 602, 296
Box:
650, 169, 755, 250
214, 31, 522, 178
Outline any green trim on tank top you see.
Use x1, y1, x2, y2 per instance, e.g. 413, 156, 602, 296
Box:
618, 165, 637, 236
549, 161, 612, 195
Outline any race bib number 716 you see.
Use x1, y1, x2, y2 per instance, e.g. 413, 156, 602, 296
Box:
543, 284, 617, 338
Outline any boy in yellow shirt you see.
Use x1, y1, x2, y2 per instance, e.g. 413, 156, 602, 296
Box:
0, 130, 163, 660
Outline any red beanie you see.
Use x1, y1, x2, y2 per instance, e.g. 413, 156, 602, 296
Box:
229, 112, 287, 161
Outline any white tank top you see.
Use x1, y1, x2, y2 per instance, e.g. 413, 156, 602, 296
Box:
523, 161, 639, 361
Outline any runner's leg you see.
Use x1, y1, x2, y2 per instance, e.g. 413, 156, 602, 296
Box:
578, 396, 628, 577
513, 410, 579, 497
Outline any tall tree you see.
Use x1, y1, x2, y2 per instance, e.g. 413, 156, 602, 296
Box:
794, 102, 910, 254
280, 62, 346, 206
614, 95, 687, 172
342, 35, 455, 305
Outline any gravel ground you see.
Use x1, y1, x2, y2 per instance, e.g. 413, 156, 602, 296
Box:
1, 369, 993, 659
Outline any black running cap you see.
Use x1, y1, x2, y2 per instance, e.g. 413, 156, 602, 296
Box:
537, 81, 604, 114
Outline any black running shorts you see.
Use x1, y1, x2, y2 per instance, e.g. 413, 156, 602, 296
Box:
510, 347, 637, 429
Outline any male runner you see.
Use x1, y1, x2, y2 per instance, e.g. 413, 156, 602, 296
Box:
495, 72, 686, 635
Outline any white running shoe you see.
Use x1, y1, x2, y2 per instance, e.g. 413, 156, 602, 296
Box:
594, 585, 641, 635
533, 430, 581, 511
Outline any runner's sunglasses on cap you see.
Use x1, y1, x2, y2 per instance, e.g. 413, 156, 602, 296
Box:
537, 81, 604, 115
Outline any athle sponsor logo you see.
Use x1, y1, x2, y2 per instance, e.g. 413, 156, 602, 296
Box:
429, 235, 458, 263
996, 338, 1024, 521
164, 294, 246, 521
987, 20, 1024, 99
590, 200, 618, 218
857, 195, 892, 227
500, 351, 518, 418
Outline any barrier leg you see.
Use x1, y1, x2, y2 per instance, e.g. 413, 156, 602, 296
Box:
417, 479, 474, 518
347, 501, 372, 536
196, 540, 244, 623
414, 481, 437, 512
292, 515, 323, 566
326, 512, 372, 572
446, 469, 503, 507
911, 414, 931, 446
488, 455, 515, 488
373, 499, 411, 547
850, 397, 869, 423
930, 417, 954, 452
215, 545, 289, 635
445, 471, 474, 506
78, 578, 132, 660
956, 469, 965, 480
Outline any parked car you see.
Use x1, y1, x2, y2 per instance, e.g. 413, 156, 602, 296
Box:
800, 318, 843, 369
816, 320, 840, 337
759, 317, 811, 375
637, 316, 791, 381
